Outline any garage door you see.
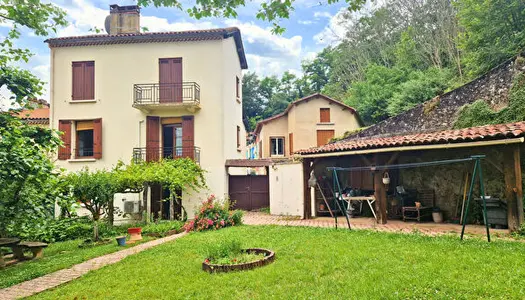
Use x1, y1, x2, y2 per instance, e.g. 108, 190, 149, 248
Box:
229, 175, 269, 211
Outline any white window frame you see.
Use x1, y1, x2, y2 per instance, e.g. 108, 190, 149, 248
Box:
270, 137, 285, 156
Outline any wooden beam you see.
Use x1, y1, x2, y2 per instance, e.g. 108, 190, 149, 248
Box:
360, 155, 373, 166
514, 145, 524, 225
386, 152, 399, 166
486, 157, 504, 175
503, 149, 520, 231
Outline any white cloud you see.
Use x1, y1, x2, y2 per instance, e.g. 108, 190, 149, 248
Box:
141, 16, 216, 32
224, 19, 302, 58
313, 8, 348, 46
298, 20, 315, 25
313, 11, 332, 19
246, 54, 301, 77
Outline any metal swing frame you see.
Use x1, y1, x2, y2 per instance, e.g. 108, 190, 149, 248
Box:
329, 155, 491, 242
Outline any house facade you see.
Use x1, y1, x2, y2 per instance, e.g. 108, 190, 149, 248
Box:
46, 5, 247, 219
252, 94, 361, 158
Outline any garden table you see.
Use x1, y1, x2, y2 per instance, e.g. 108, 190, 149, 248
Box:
341, 196, 377, 221
0, 238, 21, 268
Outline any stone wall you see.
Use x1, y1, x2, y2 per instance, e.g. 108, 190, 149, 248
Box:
398, 147, 507, 223
349, 56, 523, 140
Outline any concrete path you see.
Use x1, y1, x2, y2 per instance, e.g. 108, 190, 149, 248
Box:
243, 212, 508, 236
0, 232, 186, 300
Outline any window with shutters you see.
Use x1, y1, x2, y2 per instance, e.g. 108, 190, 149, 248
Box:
72, 61, 95, 100
270, 137, 285, 156
76, 121, 94, 158
236, 76, 240, 100
237, 125, 241, 150
320, 108, 330, 123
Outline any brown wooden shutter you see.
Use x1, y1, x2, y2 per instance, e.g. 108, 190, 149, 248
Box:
146, 116, 160, 161
316, 130, 335, 146
93, 118, 102, 159
320, 108, 330, 123
237, 126, 240, 148
258, 141, 262, 159
58, 120, 72, 160
289, 133, 294, 154
72, 61, 95, 100
85, 62, 95, 100
72, 62, 84, 100
182, 116, 194, 159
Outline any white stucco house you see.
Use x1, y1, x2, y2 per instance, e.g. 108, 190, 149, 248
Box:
46, 4, 247, 221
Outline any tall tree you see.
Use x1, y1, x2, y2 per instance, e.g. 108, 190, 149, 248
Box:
242, 72, 264, 130
456, 0, 525, 76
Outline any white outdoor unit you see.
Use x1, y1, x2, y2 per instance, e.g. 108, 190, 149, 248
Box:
123, 201, 140, 214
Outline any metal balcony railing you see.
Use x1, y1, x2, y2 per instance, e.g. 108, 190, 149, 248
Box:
132, 147, 201, 164
74, 148, 98, 158
133, 82, 200, 105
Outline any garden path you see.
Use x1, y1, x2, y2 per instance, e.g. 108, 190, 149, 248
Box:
0, 232, 186, 300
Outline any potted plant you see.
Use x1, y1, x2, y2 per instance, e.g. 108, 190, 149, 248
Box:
432, 207, 443, 223
127, 227, 143, 242
115, 236, 126, 246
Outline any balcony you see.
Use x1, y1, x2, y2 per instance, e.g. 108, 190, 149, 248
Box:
132, 147, 201, 164
133, 82, 201, 113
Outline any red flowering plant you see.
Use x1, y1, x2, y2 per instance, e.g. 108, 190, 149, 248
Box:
183, 195, 243, 232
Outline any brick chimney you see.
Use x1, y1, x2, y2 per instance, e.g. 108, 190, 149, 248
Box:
106, 4, 140, 35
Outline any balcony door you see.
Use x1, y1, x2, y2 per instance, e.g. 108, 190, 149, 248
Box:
162, 124, 183, 159
159, 58, 183, 103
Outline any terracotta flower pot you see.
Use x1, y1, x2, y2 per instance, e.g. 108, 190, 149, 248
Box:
127, 227, 142, 242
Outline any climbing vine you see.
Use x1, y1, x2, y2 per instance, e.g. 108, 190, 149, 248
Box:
454, 72, 525, 129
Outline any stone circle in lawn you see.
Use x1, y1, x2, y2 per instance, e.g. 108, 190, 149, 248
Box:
202, 248, 275, 273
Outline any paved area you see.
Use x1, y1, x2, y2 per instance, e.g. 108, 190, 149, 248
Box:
243, 212, 508, 236
0, 232, 186, 300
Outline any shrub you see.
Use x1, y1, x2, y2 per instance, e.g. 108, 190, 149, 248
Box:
183, 195, 244, 232
6, 217, 93, 243
142, 221, 184, 236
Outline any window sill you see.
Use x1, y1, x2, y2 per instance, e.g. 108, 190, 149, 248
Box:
270, 155, 285, 158
67, 158, 97, 162
317, 122, 334, 125
237, 148, 242, 152
69, 99, 97, 104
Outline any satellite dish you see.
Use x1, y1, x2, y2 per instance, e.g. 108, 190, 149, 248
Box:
104, 15, 111, 34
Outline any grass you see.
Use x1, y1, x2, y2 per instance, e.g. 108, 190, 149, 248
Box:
0, 236, 154, 289
30, 225, 525, 299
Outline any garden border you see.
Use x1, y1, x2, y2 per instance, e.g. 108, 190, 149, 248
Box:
202, 248, 275, 273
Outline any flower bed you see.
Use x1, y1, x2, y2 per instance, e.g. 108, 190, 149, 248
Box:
202, 248, 275, 273
184, 195, 243, 232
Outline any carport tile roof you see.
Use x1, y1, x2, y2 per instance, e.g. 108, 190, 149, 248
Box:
296, 121, 525, 155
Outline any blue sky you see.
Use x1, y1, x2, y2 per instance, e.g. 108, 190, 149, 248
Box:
0, 0, 353, 105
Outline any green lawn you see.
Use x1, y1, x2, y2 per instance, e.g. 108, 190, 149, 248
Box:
32, 226, 525, 299
0, 237, 154, 289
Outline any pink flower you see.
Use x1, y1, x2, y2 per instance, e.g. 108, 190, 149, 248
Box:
220, 220, 225, 226
207, 219, 214, 225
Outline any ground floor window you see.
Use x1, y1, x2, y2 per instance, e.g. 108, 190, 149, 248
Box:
76, 120, 94, 157
270, 137, 284, 156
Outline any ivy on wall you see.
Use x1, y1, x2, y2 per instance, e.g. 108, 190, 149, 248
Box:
454, 72, 525, 129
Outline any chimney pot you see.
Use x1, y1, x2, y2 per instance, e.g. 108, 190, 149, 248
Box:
107, 4, 140, 35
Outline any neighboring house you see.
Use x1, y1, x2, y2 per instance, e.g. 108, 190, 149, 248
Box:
16, 99, 50, 127
252, 93, 361, 158
45, 4, 247, 220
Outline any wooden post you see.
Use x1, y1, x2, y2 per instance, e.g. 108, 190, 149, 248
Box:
373, 154, 388, 224
503, 149, 520, 231
514, 146, 524, 225
303, 159, 312, 219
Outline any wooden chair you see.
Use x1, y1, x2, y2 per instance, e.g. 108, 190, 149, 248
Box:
402, 189, 435, 222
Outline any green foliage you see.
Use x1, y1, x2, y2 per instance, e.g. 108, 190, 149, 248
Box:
454, 73, 525, 128
0, 114, 66, 237
183, 195, 243, 232
388, 68, 452, 116
142, 220, 184, 236
456, 0, 525, 77
204, 238, 242, 261
8, 217, 93, 243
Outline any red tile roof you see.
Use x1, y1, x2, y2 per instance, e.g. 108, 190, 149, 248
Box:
45, 27, 248, 69
17, 107, 50, 120
254, 93, 360, 135
296, 121, 525, 155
